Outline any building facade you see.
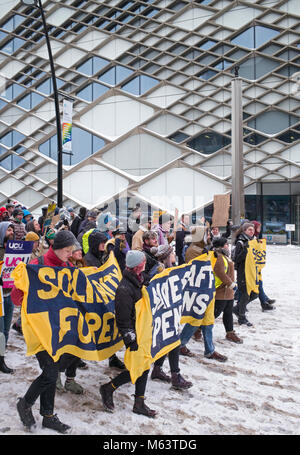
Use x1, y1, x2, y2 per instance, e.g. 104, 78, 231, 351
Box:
0, 0, 299, 242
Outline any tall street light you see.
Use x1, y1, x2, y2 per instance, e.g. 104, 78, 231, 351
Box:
21, 0, 63, 208
231, 66, 245, 226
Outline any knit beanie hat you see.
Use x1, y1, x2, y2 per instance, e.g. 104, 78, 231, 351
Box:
52, 230, 76, 250
190, 225, 205, 243
45, 228, 56, 240
242, 222, 254, 232
126, 250, 145, 268
73, 241, 82, 252
25, 232, 40, 242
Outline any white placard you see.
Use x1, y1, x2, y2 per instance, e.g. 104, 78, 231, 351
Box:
285, 224, 295, 231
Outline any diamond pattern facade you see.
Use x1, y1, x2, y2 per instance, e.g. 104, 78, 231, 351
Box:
0, 0, 299, 229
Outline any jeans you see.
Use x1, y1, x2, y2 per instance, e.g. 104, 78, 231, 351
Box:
0, 295, 14, 345
24, 351, 80, 416
154, 345, 180, 373
258, 280, 269, 305
180, 323, 215, 357
214, 299, 234, 333
112, 369, 149, 396
180, 323, 198, 347
202, 325, 215, 357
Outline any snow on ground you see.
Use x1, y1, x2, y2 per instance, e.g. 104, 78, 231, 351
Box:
1, 245, 300, 436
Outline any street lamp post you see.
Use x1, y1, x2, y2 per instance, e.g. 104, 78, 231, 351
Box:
21, 0, 63, 208
231, 66, 245, 226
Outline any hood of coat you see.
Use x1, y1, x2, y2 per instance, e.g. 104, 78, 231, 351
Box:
88, 231, 108, 257
0, 221, 13, 247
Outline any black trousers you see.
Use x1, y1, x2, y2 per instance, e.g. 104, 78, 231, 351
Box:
24, 351, 80, 416
153, 345, 180, 373
111, 369, 149, 397
214, 299, 234, 332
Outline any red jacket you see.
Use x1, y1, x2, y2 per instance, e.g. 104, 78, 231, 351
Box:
11, 247, 74, 306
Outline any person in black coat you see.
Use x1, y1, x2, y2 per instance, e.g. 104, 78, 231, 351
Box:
84, 230, 125, 371
99, 250, 157, 418
70, 207, 87, 238
84, 231, 107, 267
232, 223, 257, 327
175, 214, 190, 265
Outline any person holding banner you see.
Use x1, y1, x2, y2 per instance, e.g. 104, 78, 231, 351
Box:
100, 250, 157, 418
0, 221, 15, 374
232, 223, 257, 327
251, 220, 275, 312
212, 237, 243, 344
12, 230, 80, 433
180, 225, 228, 362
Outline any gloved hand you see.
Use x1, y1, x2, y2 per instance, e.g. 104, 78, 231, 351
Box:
129, 341, 138, 351
229, 282, 237, 290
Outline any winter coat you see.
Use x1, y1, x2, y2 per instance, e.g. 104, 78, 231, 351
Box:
142, 244, 164, 284
84, 231, 106, 268
213, 249, 235, 300
105, 238, 128, 272
70, 215, 83, 238
175, 225, 190, 265
114, 268, 144, 348
233, 232, 253, 292
11, 219, 26, 240
185, 240, 207, 263
131, 227, 147, 251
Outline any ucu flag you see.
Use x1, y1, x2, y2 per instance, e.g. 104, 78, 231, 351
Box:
2, 240, 33, 288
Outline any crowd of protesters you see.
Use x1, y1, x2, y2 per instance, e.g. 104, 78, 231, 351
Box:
0, 200, 275, 433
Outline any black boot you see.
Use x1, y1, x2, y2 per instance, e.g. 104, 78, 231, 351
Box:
17, 397, 36, 430
0, 356, 14, 374
261, 302, 276, 312
238, 316, 253, 327
133, 396, 157, 418
151, 365, 171, 382
99, 382, 115, 412
12, 322, 22, 335
171, 372, 193, 390
266, 298, 276, 305
42, 414, 71, 434
108, 354, 125, 370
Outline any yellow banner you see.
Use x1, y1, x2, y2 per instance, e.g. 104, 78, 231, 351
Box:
245, 239, 266, 296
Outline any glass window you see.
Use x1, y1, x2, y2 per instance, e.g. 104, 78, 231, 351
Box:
187, 132, 230, 154
169, 132, 190, 143
2, 14, 25, 32
247, 111, 298, 135
238, 56, 279, 80
197, 39, 217, 50
198, 69, 218, 80
231, 25, 279, 49
0, 130, 25, 148
39, 127, 105, 166
0, 153, 26, 171
277, 130, 300, 143
121, 75, 159, 95
36, 78, 64, 95
263, 195, 290, 234
17, 92, 44, 110
213, 59, 232, 70
243, 132, 267, 145
76, 56, 109, 75
76, 82, 108, 101
0, 37, 25, 54
0, 83, 26, 101
98, 65, 133, 85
